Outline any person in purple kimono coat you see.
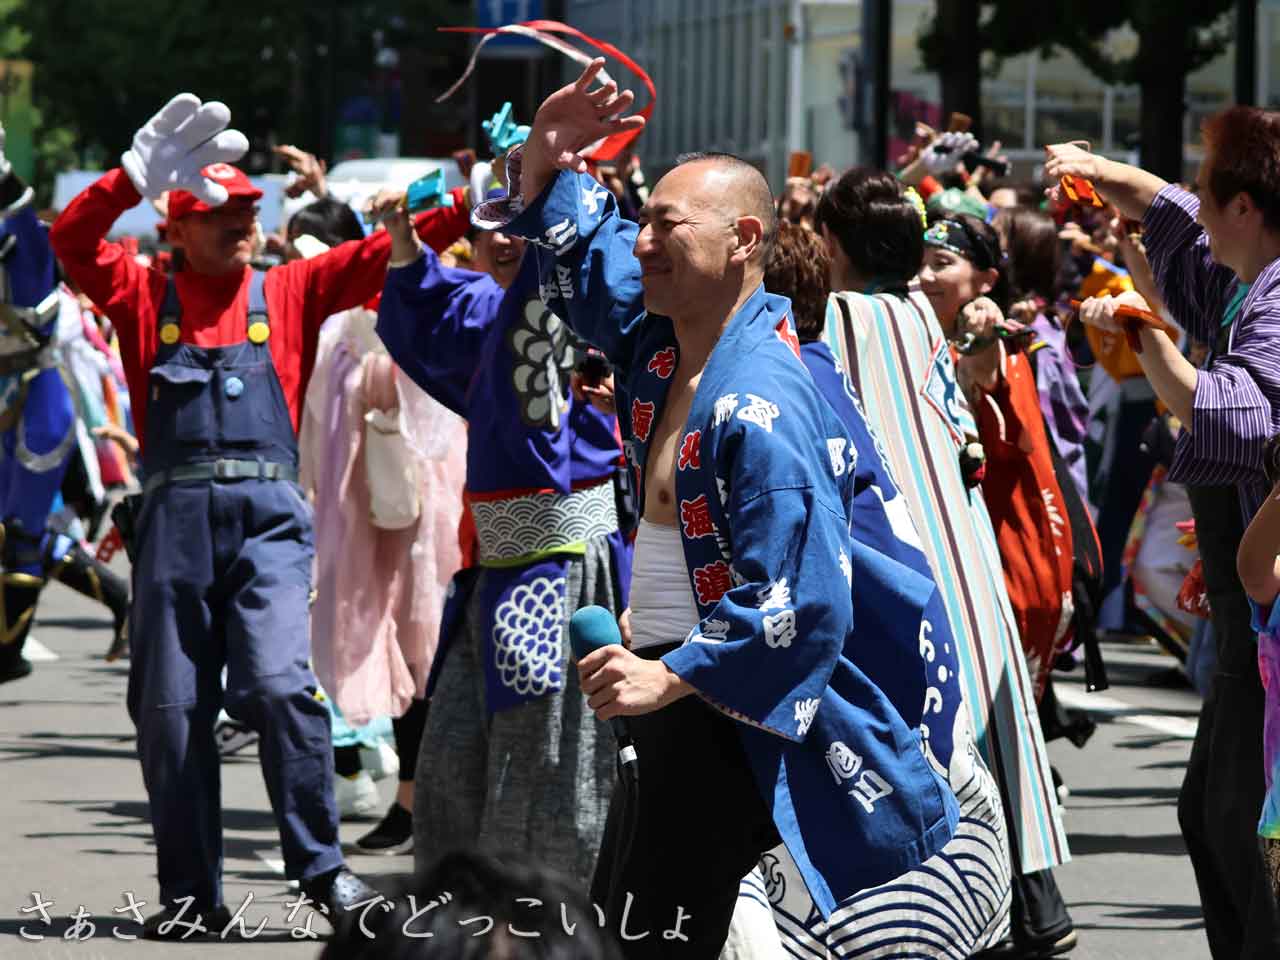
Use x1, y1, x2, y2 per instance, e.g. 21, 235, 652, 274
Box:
474, 60, 959, 958
372, 188, 632, 885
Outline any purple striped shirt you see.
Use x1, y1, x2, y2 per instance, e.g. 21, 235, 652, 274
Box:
1144, 184, 1280, 519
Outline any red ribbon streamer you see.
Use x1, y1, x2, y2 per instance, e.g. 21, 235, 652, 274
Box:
440, 19, 655, 162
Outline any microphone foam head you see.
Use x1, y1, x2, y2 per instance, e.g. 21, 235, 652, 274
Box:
569, 605, 622, 661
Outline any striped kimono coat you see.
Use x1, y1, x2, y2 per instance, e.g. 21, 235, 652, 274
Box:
823, 289, 1070, 875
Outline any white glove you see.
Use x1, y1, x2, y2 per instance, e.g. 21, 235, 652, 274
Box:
921, 131, 979, 176
121, 93, 249, 203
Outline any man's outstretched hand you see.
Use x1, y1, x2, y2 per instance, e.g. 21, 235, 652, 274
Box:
520, 57, 646, 204
274, 145, 328, 199
121, 94, 248, 204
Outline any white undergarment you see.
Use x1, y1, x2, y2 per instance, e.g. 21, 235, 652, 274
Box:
629, 519, 701, 651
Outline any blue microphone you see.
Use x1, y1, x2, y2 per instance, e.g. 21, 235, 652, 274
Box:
570, 606, 639, 783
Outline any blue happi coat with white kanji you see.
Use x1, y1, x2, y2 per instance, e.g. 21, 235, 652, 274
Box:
489, 157, 959, 916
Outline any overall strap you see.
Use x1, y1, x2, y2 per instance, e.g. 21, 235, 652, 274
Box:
156, 275, 181, 332
246, 268, 269, 329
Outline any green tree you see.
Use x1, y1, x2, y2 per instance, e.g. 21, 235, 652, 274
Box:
918, 0, 982, 141
919, 0, 1235, 180
0, 0, 471, 198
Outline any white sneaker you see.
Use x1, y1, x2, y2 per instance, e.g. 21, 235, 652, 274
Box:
335, 770, 380, 821
359, 741, 400, 782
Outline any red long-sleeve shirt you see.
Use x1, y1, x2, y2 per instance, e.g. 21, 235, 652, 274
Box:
50, 168, 470, 451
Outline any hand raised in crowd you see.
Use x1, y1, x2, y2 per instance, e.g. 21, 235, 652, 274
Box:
956, 296, 1021, 394
961, 295, 1025, 349
971, 139, 1008, 189
1110, 215, 1144, 259
1077, 289, 1154, 332
1044, 141, 1104, 203
274, 144, 328, 199
1008, 296, 1041, 326
1058, 220, 1093, 253
521, 57, 646, 201
810, 163, 836, 188
920, 131, 979, 176
121, 93, 248, 204
365, 188, 419, 264
894, 121, 936, 168
1111, 216, 1166, 313
595, 163, 628, 204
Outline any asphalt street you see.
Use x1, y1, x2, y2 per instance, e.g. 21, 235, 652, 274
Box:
0, 576, 1211, 959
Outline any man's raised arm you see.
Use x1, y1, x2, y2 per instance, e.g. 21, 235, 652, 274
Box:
291, 187, 473, 342
372, 195, 502, 417
474, 60, 647, 369
52, 93, 249, 339
1044, 143, 1235, 336
0, 169, 55, 306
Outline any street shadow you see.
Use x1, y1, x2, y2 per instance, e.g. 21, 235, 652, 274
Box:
1066, 831, 1188, 857
1070, 785, 1180, 801
35, 616, 113, 630
1066, 800, 1180, 810
22, 731, 133, 743
1067, 900, 1204, 931
0, 740, 138, 762
227, 869, 293, 884
48, 799, 280, 834
1139, 759, 1190, 771
0, 699, 121, 709
1075, 700, 1203, 721
1113, 734, 1191, 750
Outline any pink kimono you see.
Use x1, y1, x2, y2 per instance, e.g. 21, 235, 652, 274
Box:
301, 306, 467, 726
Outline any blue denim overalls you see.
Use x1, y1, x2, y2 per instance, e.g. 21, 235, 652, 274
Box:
125, 269, 342, 911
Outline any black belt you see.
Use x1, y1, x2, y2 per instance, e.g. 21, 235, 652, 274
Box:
142, 458, 299, 497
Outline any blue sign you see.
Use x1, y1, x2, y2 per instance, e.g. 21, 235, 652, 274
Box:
474, 0, 544, 48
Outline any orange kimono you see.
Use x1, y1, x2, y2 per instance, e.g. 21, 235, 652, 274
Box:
971, 344, 1076, 700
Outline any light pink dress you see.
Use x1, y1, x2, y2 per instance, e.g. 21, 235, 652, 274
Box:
301, 307, 467, 726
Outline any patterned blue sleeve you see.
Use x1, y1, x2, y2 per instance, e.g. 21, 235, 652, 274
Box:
487, 148, 645, 375
662, 406, 848, 742
3, 204, 57, 314
376, 247, 504, 417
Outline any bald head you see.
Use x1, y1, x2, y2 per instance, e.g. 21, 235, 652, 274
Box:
674, 152, 777, 266
635, 153, 778, 323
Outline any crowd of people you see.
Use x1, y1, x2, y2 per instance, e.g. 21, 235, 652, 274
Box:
4, 50, 1280, 959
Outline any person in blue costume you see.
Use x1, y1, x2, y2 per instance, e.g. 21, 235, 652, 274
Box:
0, 127, 97, 683
371, 185, 632, 884
475, 61, 959, 958
715, 222, 1011, 957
